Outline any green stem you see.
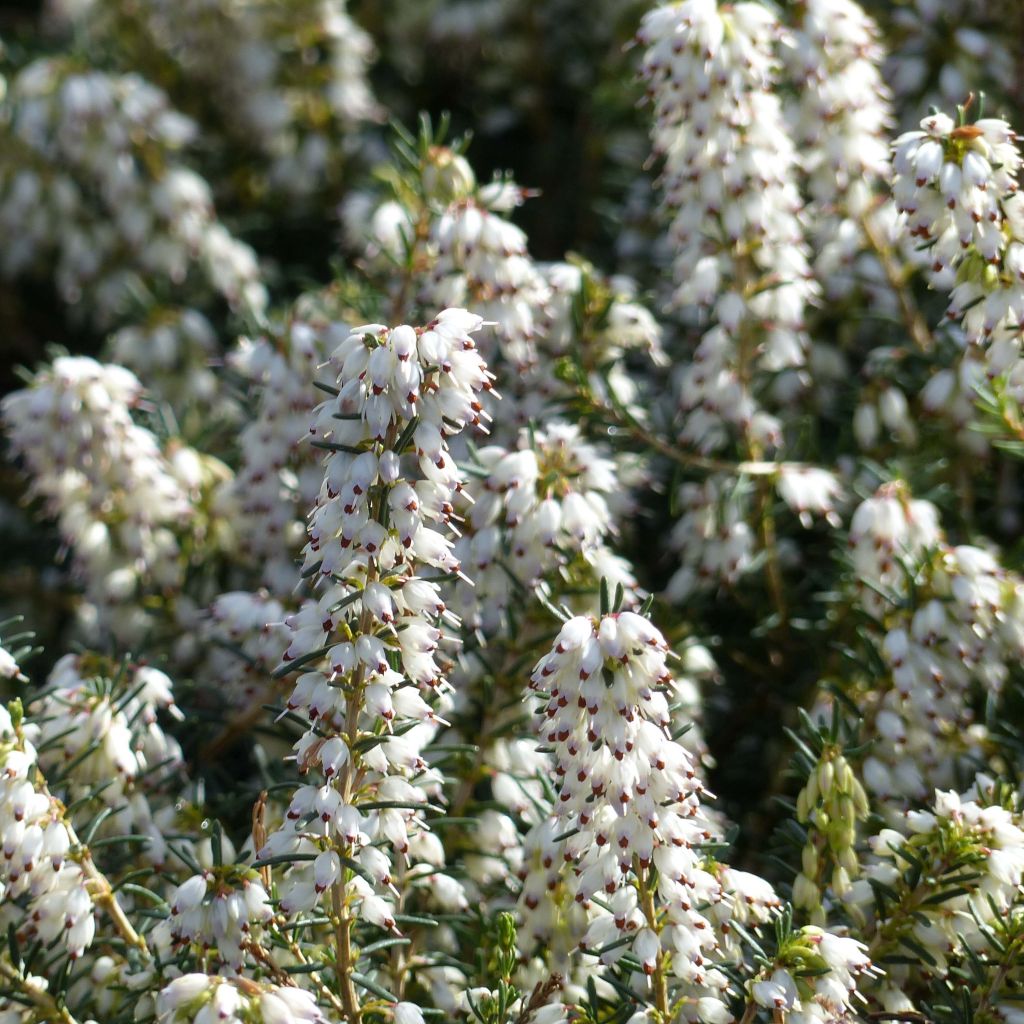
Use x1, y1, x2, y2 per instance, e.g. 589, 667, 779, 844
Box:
636, 861, 669, 1021
0, 959, 82, 1024
860, 204, 933, 355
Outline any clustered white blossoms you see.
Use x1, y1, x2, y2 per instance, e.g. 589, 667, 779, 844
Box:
891, 109, 1024, 451
426, 176, 552, 381
169, 868, 273, 971
523, 612, 881, 1024
156, 974, 326, 1024
261, 308, 492, 946
844, 485, 1024, 809
749, 927, 877, 1024
638, 0, 889, 604
857, 776, 1024, 979
5, 2, 1024, 1024
187, 590, 292, 711
349, 149, 667, 432
786, 0, 893, 298
454, 421, 637, 632
0, 60, 266, 325
526, 612, 723, 989
0, 701, 95, 960
28, 653, 186, 867
1, 356, 197, 642
639, 0, 817, 454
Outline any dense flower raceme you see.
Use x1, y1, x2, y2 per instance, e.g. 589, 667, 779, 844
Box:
664, 466, 845, 601
843, 484, 1024, 807
0, 701, 96, 961
523, 612, 879, 1024
345, 150, 549, 381
62, 0, 378, 200
0, 59, 266, 326
639, 0, 818, 455
1, 356, 202, 642
638, 0, 863, 604
748, 926, 877, 1024
259, 310, 492, 968
891, 109, 1024, 451
785, 0, 894, 299
522, 611, 728, 996
893, 111, 1021, 332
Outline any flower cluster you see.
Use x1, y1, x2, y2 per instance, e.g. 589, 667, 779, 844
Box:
259, 309, 492, 999
844, 486, 1024, 808
666, 476, 755, 600
2, 356, 198, 641
526, 612, 725, 996
858, 777, 1024, 976
750, 926, 877, 1024
156, 974, 326, 1024
639, 0, 817, 454
893, 113, 1020, 302
786, 0, 893, 297
66, 0, 378, 201
453, 421, 637, 632
0, 701, 95, 960
188, 591, 292, 711
0, 59, 266, 325
891, 108, 1024, 451
28, 654, 186, 866
169, 868, 273, 971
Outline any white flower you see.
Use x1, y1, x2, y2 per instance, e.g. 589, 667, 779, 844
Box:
777, 466, 844, 528
753, 970, 801, 1010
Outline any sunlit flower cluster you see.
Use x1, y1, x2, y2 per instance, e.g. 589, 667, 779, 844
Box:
639, 0, 817, 455
260, 309, 491, 945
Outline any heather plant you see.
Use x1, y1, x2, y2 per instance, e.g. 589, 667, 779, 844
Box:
3, 2, 1024, 1024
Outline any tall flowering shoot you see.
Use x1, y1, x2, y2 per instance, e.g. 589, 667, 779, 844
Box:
260, 308, 493, 1012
